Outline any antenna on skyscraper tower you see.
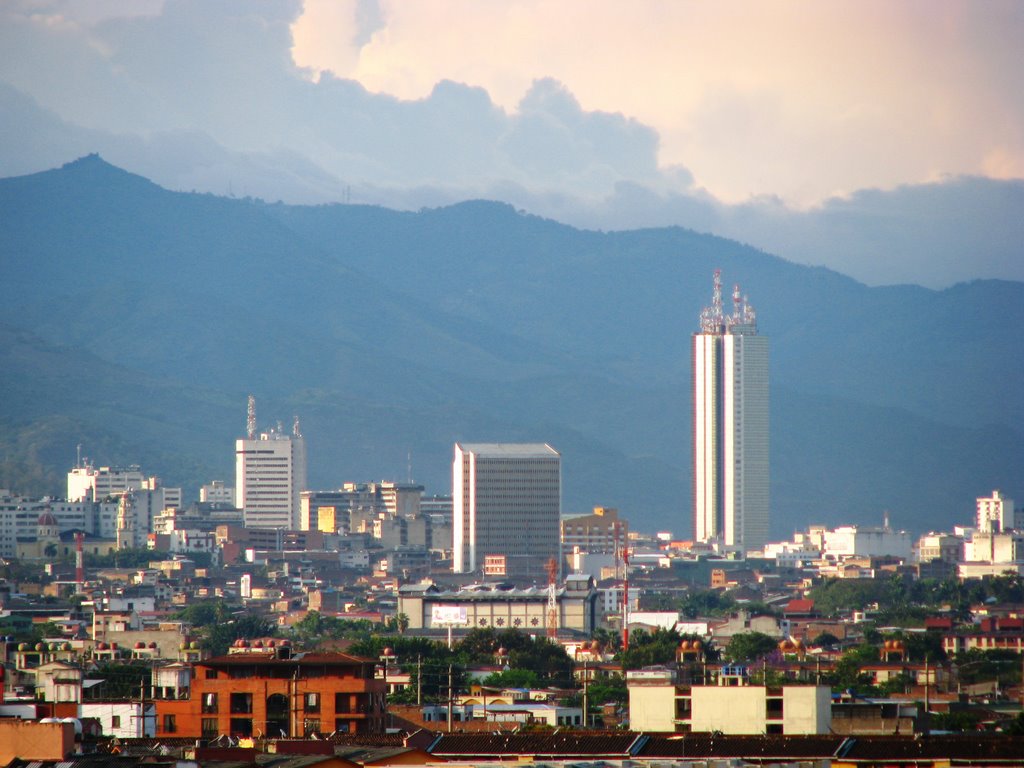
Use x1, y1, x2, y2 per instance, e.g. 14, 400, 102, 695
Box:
712, 269, 723, 317
293, 415, 302, 437
732, 284, 743, 325
700, 270, 727, 333
247, 395, 256, 439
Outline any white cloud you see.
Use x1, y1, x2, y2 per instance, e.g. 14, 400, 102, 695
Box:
293, 0, 1024, 205
0, 0, 1021, 287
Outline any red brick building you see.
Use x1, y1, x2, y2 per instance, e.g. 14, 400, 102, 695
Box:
153, 645, 385, 739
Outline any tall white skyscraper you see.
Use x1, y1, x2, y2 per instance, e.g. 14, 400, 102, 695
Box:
235, 412, 307, 530
692, 270, 769, 553
453, 443, 561, 578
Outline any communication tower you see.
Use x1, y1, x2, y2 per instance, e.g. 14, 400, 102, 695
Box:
247, 394, 256, 439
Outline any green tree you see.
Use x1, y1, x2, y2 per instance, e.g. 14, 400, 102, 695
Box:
481, 668, 540, 689
173, 600, 232, 628
678, 590, 736, 619
585, 676, 628, 709
811, 631, 840, 648
202, 612, 276, 656
620, 628, 683, 670
929, 710, 984, 732
829, 644, 880, 692
724, 632, 778, 663
395, 612, 410, 635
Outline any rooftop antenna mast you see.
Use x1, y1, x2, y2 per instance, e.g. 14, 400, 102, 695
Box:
292, 415, 302, 438
700, 269, 725, 333
247, 395, 256, 439
546, 558, 559, 640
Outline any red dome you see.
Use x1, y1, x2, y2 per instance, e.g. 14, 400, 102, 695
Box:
37, 512, 59, 527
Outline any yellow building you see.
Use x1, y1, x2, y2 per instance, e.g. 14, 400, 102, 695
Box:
628, 665, 831, 735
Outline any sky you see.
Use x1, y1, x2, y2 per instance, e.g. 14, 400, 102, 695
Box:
0, 0, 1021, 286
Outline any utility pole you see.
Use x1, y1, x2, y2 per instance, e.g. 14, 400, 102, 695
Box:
924, 655, 931, 737
447, 664, 454, 733
417, 655, 422, 706
582, 660, 589, 729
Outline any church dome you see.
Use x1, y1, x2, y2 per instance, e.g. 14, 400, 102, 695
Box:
38, 512, 59, 527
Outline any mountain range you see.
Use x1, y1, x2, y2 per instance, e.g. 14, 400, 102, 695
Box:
1, 155, 1021, 538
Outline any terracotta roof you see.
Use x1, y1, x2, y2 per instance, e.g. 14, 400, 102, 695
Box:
837, 734, 1024, 762
427, 732, 644, 758
203, 651, 373, 665
641, 734, 844, 759
785, 598, 816, 613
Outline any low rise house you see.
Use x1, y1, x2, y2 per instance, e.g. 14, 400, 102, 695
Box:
152, 643, 386, 739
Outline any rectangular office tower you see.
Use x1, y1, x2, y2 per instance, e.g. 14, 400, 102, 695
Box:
693, 271, 769, 553
453, 443, 561, 578
236, 423, 307, 530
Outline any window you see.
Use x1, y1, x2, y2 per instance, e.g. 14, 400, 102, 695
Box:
335, 693, 351, 713
205, 669, 218, 679
305, 692, 320, 713
163, 714, 176, 733
111, 715, 121, 728
202, 718, 218, 737
230, 692, 253, 714
230, 718, 253, 737
202, 693, 218, 713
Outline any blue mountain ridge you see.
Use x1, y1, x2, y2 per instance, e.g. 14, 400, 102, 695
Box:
1, 155, 1020, 536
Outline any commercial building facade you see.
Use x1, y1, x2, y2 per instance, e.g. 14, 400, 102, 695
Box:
398, 575, 599, 635
453, 443, 561, 577
152, 647, 385, 739
236, 428, 307, 529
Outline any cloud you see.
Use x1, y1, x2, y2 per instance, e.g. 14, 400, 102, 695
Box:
293, 0, 1024, 206
0, 0, 1021, 288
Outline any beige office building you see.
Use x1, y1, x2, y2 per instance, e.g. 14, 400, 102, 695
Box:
453, 442, 561, 578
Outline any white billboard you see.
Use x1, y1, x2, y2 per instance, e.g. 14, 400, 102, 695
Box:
431, 605, 469, 626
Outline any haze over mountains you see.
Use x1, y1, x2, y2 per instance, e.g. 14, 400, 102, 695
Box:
2, 156, 1022, 537
2, 78, 1023, 291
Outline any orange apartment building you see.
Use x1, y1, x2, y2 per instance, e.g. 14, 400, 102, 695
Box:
153, 643, 385, 739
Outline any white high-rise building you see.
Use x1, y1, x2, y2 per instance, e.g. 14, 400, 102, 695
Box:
976, 489, 1020, 533
692, 271, 769, 553
68, 463, 146, 502
453, 443, 561, 577
200, 480, 236, 505
236, 424, 307, 530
